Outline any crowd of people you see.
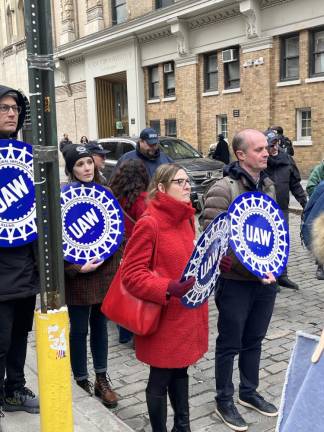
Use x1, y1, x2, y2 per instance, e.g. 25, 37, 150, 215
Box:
1, 85, 324, 432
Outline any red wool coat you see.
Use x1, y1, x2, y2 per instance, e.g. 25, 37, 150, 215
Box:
121, 192, 208, 368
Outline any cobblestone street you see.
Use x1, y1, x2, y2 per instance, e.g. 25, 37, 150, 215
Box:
91, 212, 323, 432
27, 212, 323, 431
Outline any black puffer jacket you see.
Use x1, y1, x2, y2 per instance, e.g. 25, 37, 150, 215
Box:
0, 85, 39, 301
265, 149, 307, 210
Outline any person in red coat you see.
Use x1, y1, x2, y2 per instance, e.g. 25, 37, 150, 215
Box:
121, 163, 208, 432
109, 159, 149, 343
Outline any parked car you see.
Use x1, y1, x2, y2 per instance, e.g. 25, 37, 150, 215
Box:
97, 136, 224, 209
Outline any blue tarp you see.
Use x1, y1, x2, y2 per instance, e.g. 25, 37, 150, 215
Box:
276, 331, 324, 432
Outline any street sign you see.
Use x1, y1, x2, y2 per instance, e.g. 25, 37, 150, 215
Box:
181, 212, 230, 308
228, 191, 289, 278
61, 182, 124, 264
0, 139, 37, 247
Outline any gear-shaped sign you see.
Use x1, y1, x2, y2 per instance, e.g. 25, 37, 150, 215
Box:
61, 182, 124, 264
228, 191, 289, 278
0, 139, 37, 247
181, 212, 230, 308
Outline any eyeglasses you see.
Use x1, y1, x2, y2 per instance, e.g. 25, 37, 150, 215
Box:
0, 104, 21, 114
170, 178, 191, 187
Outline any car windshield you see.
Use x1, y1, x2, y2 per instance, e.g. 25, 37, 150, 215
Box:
159, 138, 201, 160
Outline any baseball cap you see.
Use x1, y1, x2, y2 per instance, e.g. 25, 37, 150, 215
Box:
139, 128, 159, 145
264, 130, 279, 146
85, 141, 110, 155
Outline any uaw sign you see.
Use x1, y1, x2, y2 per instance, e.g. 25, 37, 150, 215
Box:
0, 140, 37, 247
181, 212, 230, 308
61, 182, 124, 264
228, 191, 289, 278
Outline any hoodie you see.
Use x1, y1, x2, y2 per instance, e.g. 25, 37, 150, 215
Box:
0, 85, 39, 301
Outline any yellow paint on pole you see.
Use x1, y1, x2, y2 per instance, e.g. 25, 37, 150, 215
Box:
35, 308, 73, 432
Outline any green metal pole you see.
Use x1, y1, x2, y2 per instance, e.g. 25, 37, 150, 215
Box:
24, 0, 65, 312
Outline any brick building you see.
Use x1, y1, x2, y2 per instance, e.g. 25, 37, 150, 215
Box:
0, 0, 324, 175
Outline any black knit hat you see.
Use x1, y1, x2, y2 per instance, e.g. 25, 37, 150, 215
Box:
62, 144, 93, 174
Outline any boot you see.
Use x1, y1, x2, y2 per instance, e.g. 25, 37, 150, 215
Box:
4, 387, 39, 414
95, 373, 118, 408
168, 377, 191, 432
76, 379, 94, 396
146, 390, 167, 432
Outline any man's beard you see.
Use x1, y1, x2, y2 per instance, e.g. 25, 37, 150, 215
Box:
141, 147, 159, 160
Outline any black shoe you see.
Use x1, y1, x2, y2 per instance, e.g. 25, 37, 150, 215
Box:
238, 393, 278, 417
76, 379, 94, 396
277, 276, 299, 290
215, 401, 248, 431
4, 387, 39, 414
316, 265, 324, 280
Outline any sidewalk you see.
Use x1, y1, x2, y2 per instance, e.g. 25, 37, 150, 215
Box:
0, 346, 133, 432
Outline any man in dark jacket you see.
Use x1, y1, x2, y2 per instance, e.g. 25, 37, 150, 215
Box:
265, 130, 307, 290
271, 126, 294, 156
0, 85, 39, 416
203, 129, 278, 431
115, 127, 173, 179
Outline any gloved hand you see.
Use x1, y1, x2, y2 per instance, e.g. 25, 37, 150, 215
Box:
167, 277, 196, 298
219, 256, 233, 273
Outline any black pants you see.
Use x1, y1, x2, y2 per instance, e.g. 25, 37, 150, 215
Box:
147, 366, 188, 396
215, 278, 276, 404
0, 295, 36, 398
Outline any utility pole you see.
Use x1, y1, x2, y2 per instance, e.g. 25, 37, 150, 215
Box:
24, 1, 73, 430
24, 0, 64, 311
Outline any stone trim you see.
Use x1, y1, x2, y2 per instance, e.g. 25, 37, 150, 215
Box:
188, 5, 240, 30
175, 54, 198, 68
162, 96, 176, 102
305, 76, 324, 84
241, 36, 273, 53
277, 79, 301, 87
222, 88, 241, 94
260, 0, 293, 8
138, 28, 172, 44
292, 140, 312, 146
202, 90, 219, 97
147, 98, 161, 104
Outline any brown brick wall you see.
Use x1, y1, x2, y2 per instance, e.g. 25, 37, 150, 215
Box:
144, 36, 324, 176
128, 0, 154, 20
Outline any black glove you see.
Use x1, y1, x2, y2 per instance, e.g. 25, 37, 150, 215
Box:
167, 277, 195, 298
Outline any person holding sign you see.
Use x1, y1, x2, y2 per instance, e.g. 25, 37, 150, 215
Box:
203, 129, 278, 431
121, 164, 208, 432
62, 145, 121, 408
0, 86, 39, 416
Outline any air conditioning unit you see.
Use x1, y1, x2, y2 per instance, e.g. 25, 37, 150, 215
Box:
222, 49, 237, 63
164, 63, 173, 73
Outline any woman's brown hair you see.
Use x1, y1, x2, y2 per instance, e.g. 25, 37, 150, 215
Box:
148, 163, 185, 199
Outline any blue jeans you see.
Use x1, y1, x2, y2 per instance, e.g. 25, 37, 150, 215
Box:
68, 304, 108, 381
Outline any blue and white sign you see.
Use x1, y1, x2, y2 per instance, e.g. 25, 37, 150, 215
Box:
0, 140, 37, 247
228, 191, 289, 278
181, 212, 230, 308
61, 182, 124, 264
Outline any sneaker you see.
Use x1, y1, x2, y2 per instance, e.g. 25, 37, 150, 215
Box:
316, 265, 324, 280
277, 276, 299, 290
238, 393, 278, 417
76, 379, 94, 396
4, 387, 39, 414
215, 401, 248, 431
95, 373, 118, 408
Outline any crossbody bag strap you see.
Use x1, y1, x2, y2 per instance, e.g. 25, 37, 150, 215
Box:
121, 206, 137, 225
140, 214, 159, 270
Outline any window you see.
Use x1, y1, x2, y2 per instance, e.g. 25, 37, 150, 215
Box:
148, 66, 160, 99
310, 28, 324, 76
216, 115, 228, 139
223, 48, 240, 89
112, 0, 127, 25
156, 0, 174, 9
150, 120, 161, 135
163, 62, 175, 97
296, 108, 311, 142
165, 119, 177, 137
281, 34, 299, 80
204, 52, 218, 92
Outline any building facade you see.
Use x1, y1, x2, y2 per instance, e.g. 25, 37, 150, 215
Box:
0, 0, 324, 175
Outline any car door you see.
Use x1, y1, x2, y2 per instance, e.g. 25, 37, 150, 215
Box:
99, 140, 123, 180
